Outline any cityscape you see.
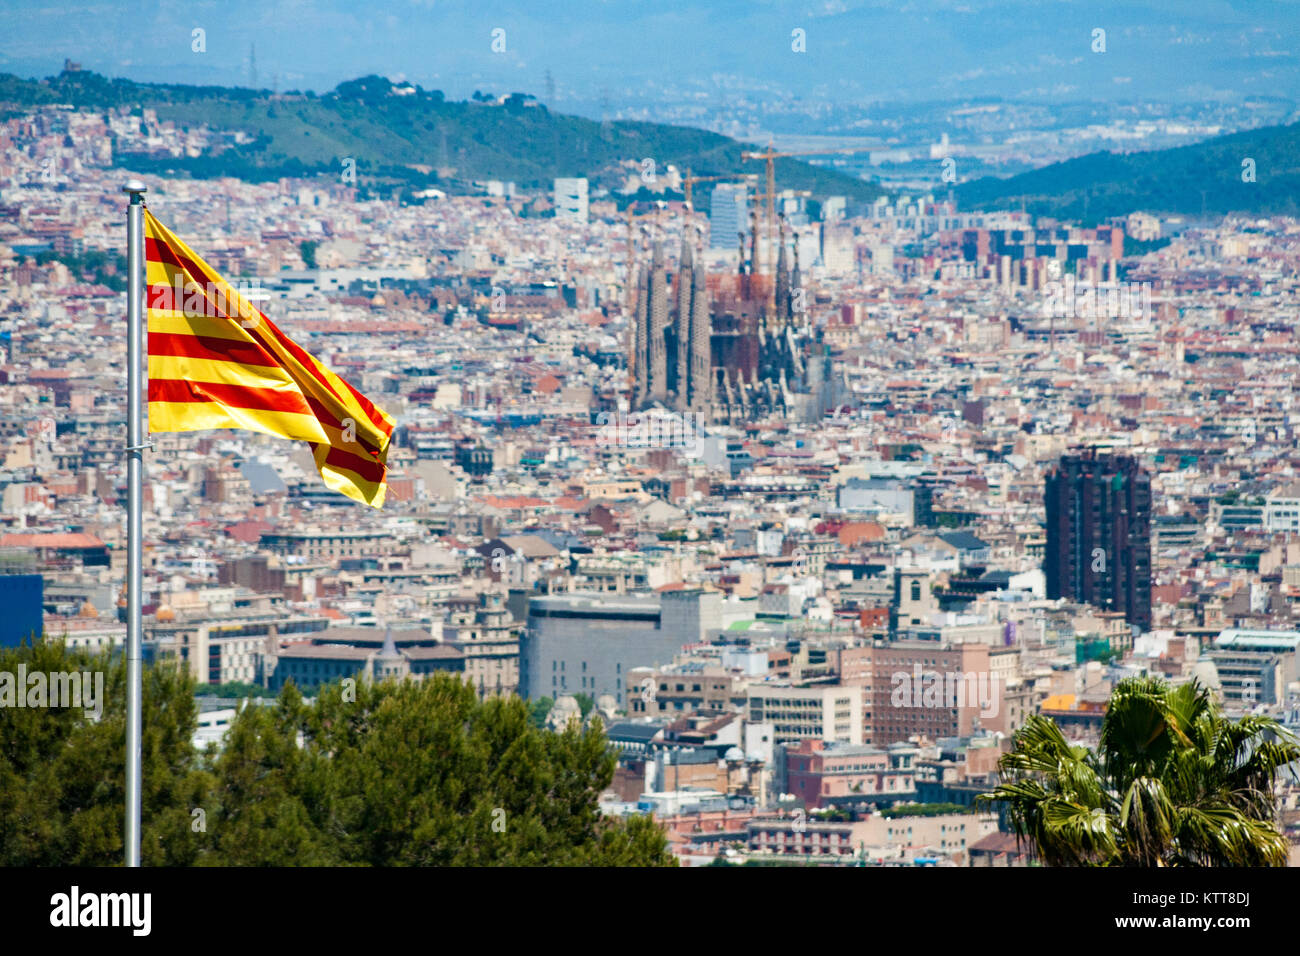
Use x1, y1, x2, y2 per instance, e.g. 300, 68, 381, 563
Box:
2, 1, 1300, 904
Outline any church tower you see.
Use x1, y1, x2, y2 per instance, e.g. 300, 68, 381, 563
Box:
648, 240, 669, 403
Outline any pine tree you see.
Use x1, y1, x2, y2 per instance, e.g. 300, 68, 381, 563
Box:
0, 639, 208, 866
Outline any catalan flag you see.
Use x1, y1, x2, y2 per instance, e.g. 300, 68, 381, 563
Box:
143, 209, 395, 507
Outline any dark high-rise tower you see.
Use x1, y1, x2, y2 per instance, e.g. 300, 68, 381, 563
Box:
1044, 449, 1152, 630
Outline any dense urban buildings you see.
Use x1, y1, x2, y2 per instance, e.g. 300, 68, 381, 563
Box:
4, 73, 1300, 869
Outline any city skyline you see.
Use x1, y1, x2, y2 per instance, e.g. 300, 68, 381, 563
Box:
4, 0, 1300, 893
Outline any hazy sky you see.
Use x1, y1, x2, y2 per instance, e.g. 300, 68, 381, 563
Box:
3, 0, 1298, 105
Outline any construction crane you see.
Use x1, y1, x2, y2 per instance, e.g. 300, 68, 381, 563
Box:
740, 142, 872, 296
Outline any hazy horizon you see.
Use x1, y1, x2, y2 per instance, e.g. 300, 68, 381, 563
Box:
4, 0, 1299, 114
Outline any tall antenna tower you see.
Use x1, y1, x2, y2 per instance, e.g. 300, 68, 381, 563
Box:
249, 43, 257, 88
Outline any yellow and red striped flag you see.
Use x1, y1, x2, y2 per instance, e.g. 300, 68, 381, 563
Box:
143, 209, 395, 508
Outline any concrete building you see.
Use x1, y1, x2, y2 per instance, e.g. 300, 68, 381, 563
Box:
864, 640, 1003, 746
746, 807, 997, 862
447, 590, 521, 698
626, 664, 748, 716
746, 683, 865, 746
784, 739, 918, 808
521, 588, 721, 706
1044, 450, 1152, 630
709, 182, 748, 250
553, 177, 589, 224
270, 626, 465, 692
839, 478, 915, 524
1210, 629, 1300, 707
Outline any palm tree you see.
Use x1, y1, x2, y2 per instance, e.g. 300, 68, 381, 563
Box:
981, 677, 1299, 866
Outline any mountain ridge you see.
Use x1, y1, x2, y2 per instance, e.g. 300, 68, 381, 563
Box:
0, 70, 883, 204
955, 120, 1300, 221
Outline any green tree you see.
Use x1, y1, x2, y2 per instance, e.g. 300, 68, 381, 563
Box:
195, 680, 274, 699
981, 677, 1299, 867
527, 695, 554, 730
203, 674, 675, 866
0, 639, 209, 866
299, 240, 318, 269
573, 692, 594, 718
0, 647, 674, 866
199, 683, 337, 865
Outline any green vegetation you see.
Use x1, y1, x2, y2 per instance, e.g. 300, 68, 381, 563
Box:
956, 121, 1300, 221
298, 240, 318, 269
981, 677, 1299, 867
811, 807, 851, 821
0, 640, 674, 866
573, 692, 594, 718
880, 802, 976, 819
1122, 235, 1172, 257
194, 681, 275, 699
527, 695, 554, 731
31, 248, 129, 291
0, 639, 209, 866
0, 70, 881, 202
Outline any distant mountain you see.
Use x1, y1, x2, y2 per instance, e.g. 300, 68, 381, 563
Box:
4, 0, 1299, 104
0, 70, 883, 203
955, 121, 1300, 221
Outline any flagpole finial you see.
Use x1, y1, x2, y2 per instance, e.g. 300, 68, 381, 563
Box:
122, 180, 147, 200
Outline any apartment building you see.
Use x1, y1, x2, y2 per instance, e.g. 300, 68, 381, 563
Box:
784, 739, 919, 808
746, 684, 865, 746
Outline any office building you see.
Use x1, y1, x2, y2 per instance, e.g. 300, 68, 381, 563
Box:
1044, 450, 1152, 630
709, 183, 748, 250
553, 177, 589, 224
521, 588, 721, 706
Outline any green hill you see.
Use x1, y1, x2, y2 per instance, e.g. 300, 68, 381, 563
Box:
0, 70, 882, 204
955, 121, 1300, 222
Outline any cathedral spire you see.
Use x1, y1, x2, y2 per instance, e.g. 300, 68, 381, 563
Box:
632, 265, 649, 407
689, 250, 712, 418
648, 239, 669, 404
791, 233, 802, 323
674, 236, 694, 411
775, 214, 790, 325
749, 208, 760, 302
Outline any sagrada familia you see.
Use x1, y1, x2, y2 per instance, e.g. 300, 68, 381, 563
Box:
630, 218, 831, 425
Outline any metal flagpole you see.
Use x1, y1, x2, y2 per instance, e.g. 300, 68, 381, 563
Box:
123, 179, 147, 867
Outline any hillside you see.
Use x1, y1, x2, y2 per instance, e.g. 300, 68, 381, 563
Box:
955, 120, 1300, 222
0, 70, 882, 203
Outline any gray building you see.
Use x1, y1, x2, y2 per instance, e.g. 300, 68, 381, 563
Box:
709, 183, 749, 250
1206, 649, 1282, 708
1210, 629, 1300, 708
838, 477, 915, 525
553, 177, 589, 224
521, 589, 721, 706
